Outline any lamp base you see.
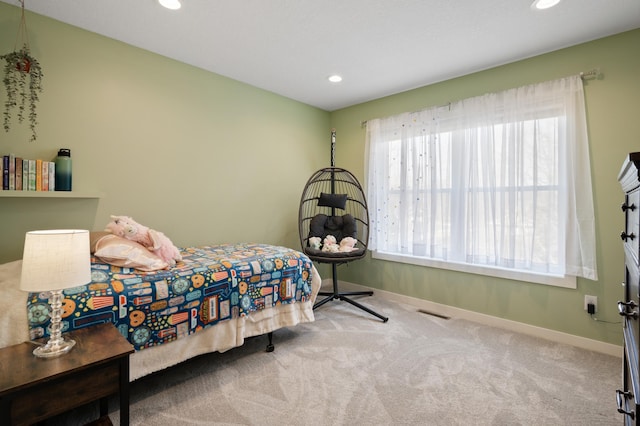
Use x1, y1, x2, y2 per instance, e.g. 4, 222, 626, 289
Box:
32, 289, 76, 358
33, 337, 76, 358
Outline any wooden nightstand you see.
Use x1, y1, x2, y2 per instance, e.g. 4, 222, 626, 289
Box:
0, 323, 134, 426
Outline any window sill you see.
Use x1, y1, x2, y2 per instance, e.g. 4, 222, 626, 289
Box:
371, 251, 577, 289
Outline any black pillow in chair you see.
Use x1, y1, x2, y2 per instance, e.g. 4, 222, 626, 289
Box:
318, 193, 348, 210
309, 213, 357, 242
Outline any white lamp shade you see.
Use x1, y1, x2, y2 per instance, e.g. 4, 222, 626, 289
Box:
20, 229, 91, 292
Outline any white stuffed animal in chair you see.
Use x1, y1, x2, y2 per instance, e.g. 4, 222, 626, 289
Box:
309, 236, 322, 250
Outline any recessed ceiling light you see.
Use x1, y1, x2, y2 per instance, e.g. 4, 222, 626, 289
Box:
531, 0, 560, 10
328, 75, 343, 83
159, 0, 181, 10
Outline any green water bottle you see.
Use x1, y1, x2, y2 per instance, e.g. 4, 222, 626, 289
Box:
54, 148, 72, 191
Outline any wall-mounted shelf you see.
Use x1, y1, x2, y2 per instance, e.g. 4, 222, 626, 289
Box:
0, 191, 102, 199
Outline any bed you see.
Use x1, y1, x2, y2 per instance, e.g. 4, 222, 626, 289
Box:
0, 242, 321, 381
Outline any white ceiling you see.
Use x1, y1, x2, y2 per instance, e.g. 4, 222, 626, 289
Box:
2, 0, 640, 111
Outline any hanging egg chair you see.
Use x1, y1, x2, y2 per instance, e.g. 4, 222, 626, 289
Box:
298, 130, 388, 322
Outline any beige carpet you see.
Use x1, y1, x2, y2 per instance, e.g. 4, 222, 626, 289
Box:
52, 295, 620, 425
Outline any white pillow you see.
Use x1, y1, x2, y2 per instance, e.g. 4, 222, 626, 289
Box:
94, 234, 169, 271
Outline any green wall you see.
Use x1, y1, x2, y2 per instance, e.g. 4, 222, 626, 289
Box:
330, 29, 640, 346
1, 1, 639, 346
0, 3, 330, 262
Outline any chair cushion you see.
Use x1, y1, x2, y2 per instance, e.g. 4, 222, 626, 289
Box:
309, 214, 357, 242
304, 247, 365, 259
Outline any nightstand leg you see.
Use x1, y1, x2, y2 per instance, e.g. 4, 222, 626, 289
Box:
1, 399, 12, 425
120, 358, 130, 426
99, 397, 108, 417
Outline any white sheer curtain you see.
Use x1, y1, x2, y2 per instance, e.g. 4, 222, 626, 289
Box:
366, 75, 598, 280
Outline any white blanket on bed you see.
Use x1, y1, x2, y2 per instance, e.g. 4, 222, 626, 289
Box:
0, 259, 321, 380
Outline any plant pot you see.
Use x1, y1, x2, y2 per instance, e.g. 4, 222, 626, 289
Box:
15, 57, 31, 73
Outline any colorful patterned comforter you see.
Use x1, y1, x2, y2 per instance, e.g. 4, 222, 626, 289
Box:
27, 243, 314, 350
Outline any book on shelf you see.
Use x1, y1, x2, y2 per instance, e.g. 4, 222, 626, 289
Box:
42, 161, 49, 191
2, 155, 8, 190
22, 159, 29, 190
48, 162, 55, 191
15, 157, 22, 191
28, 159, 36, 191
35, 159, 42, 191
8, 153, 15, 190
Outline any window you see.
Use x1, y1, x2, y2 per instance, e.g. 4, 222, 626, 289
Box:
365, 76, 597, 287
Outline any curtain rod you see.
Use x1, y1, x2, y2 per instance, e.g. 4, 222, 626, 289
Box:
360, 101, 451, 128
361, 68, 603, 128
580, 68, 601, 80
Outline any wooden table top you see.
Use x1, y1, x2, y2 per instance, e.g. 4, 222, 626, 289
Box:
0, 323, 134, 395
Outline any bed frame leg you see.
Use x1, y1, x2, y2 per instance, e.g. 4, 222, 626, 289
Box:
266, 332, 274, 352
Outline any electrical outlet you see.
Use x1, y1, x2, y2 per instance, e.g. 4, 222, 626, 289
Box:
584, 295, 597, 313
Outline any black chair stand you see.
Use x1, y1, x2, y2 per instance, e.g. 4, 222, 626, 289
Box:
313, 261, 388, 322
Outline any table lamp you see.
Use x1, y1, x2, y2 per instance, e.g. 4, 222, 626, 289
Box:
20, 229, 91, 358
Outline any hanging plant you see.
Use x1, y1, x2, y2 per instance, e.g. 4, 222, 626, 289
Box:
1, 46, 43, 142
1, 0, 43, 142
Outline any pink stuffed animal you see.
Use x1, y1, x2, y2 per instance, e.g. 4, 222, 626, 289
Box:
321, 235, 340, 253
339, 237, 357, 252
105, 215, 182, 267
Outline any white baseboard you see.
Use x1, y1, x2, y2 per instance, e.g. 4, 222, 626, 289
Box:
323, 278, 622, 358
